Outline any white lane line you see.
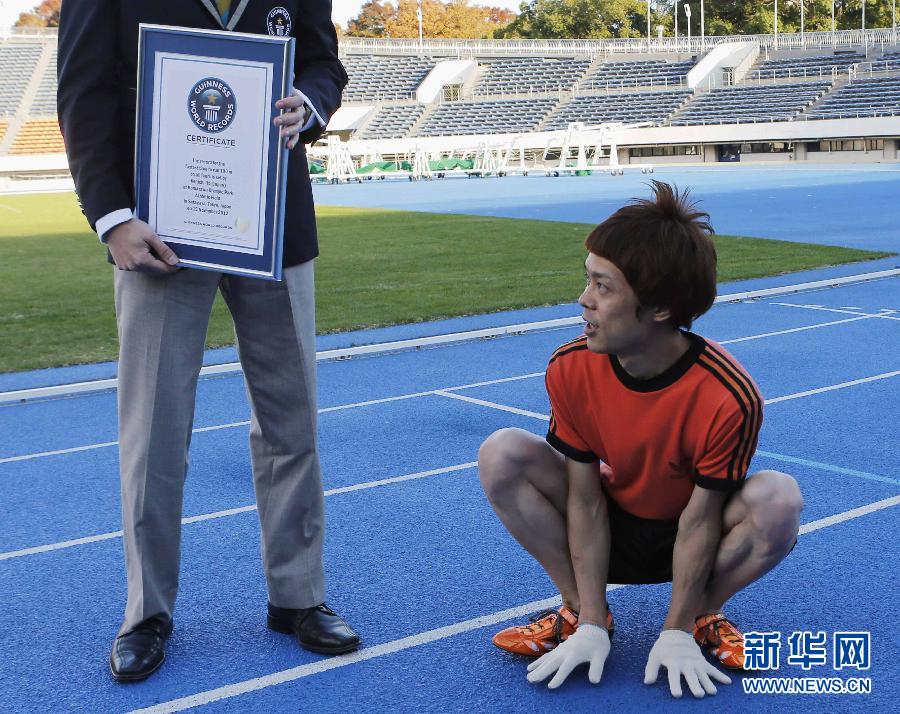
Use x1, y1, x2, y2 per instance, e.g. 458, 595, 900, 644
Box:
6, 270, 900, 406
130, 495, 900, 714
0, 463, 478, 561
765, 370, 900, 404
0, 440, 120, 464
323, 462, 477, 497
718, 269, 900, 303
798, 494, 900, 534
0, 530, 126, 560
756, 450, 900, 487
318, 373, 546, 415
771, 303, 900, 321
434, 391, 549, 421
720, 314, 876, 343
433, 370, 900, 415
0, 323, 570, 405
3, 308, 886, 465
431, 394, 899, 485
126, 592, 576, 714
5, 361, 898, 467
0, 374, 543, 465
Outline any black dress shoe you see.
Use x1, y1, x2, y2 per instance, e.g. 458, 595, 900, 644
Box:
109, 616, 173, 682
267, 602, 361, 654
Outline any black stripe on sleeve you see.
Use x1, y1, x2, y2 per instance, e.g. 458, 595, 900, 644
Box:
697, 357, 748, 482
701, 346, 763, 480
548, 341, 589, 365
705, 344, 763, 478
546, 431, 598, 463
694, 473, 746, 492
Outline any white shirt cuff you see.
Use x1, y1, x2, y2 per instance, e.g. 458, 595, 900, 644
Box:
292, 86, 326, 131
95, 208, 134, 243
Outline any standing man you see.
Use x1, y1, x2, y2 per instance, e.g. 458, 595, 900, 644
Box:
58, 0, 359, 682
478, 182, 803, 698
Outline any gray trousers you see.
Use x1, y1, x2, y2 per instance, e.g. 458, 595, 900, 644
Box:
114, 261, 325, 635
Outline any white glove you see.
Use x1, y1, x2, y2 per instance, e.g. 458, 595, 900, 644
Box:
644, 629, 732, 698
526, 624, 610, 689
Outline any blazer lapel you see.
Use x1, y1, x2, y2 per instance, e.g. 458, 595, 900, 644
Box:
197, 0, 226, 28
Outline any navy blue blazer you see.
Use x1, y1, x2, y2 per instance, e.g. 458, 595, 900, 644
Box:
58, 0, 347, 267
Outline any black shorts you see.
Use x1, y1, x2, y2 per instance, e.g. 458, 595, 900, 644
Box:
607, 497, 679, 585
605, 495, 799, 585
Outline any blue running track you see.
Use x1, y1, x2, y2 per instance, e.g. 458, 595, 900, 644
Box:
0, 165, 898, 712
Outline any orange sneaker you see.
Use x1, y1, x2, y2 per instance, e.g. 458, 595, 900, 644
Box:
492, 605, 615, 657
693, 612, 745, 670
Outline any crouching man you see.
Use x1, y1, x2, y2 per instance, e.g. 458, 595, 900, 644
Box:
478, 182, 802, 698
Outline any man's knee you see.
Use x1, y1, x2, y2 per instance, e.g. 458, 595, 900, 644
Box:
743, 470, 803, 552
478, 428, 546, 503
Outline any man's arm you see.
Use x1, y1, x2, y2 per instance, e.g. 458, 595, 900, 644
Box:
664, 485, 729, 631
293, 0, 347, 144
567, 458, 612, 626
57, 0, 177, 273
643, 485, 733, 698
526, 459, 613, 689
57, 0, 131, 229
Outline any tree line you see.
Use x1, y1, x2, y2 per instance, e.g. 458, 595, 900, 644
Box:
345, 0, 899, 40
13, 0, 899, 40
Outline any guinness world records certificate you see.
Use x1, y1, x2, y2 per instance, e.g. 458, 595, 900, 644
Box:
135, 25, 294, 280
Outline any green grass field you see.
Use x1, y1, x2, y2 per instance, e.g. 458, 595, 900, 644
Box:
0, 192, 891, 373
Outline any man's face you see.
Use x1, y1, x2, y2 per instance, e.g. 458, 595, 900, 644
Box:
579, 253, 651, 354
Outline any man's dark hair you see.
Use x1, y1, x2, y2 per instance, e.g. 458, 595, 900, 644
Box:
584, 181, 717, 329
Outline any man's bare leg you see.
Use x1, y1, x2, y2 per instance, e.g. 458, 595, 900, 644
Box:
700, 470, 803, 614
478, 428, 581, 610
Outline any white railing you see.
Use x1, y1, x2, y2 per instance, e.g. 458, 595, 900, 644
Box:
0, 27, 58, 39
340, 29, 899, 59
806, 109, 899, 119
746, 65, 844, 83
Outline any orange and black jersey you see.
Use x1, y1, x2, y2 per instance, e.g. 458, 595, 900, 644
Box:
546, 332, 763, 520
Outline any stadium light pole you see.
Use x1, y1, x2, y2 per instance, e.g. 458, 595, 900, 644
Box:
862, 0, 865, 33
647, 0, 652, 50
674, 3, 678, 50
800, 0, 804, 47
684, 3, 691, 51
831, 0, 836, 47
774, 0, 778, 50
416, 0, 423, 54
701, 0, 705, 49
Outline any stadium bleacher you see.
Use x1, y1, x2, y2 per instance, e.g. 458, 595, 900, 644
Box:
749, 51, 865, 81
545, 90, 693, 130
581, 58, 693, 90
0, 30, 898, 160
28, 46, 57, 117
473, 57, 591, 96
342, 55, 436, 102
671, 81, 832, 125
0, 41, 43, 116
9, 119, 65, 155
807, 75, 900, 119
413, 97, 558, 137
357, 104, 426, 139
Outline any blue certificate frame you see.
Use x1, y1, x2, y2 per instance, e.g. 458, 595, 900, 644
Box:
135, 24, 294, 280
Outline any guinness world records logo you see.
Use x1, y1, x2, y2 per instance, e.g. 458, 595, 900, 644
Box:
188, 77, 237, 133
267, 7, 292, 36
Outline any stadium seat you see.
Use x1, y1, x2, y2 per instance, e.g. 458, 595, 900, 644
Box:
9, 119, 65, 155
